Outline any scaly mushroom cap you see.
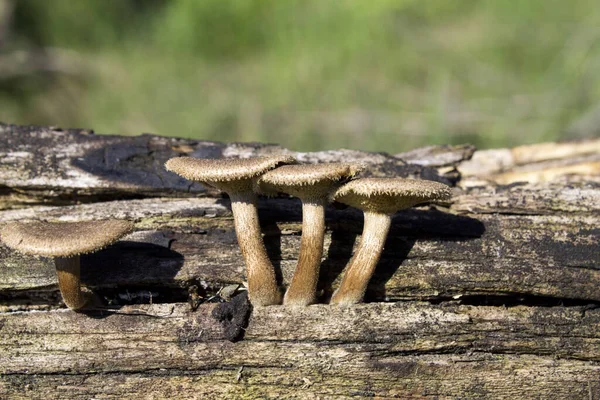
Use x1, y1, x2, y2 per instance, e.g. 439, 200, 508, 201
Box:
0, 220, 134, 258
330, 178, 452, 214
165, 155, 297, 192
256, 163, 365, 199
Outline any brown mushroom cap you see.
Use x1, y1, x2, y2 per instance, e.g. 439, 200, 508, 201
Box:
0, 220, 134, 258
330, 178, 452, 214
256, 163, 364, 199
165, 155, 297, 192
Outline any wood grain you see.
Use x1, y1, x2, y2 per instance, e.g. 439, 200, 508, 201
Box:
0, 122, 598, 399
1, 303, 600, 399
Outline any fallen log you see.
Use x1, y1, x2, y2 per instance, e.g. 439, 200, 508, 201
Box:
2, 303, 600, 399
0, 122, 598, 398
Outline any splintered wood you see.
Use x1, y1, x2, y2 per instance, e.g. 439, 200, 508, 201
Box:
0, 123, 598, 399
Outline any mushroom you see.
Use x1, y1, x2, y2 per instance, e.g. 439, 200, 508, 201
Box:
0, 219, 134, 311
329, 178, 452, 305
255, 163, 364, 306
165, 155, 296, 306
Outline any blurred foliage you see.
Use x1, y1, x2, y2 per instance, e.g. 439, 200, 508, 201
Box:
0, 0, 599, 152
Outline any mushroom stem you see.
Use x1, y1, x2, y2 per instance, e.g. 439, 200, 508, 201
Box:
284, 198, 326, 306
54, 256, 88, 310
330, 211, 391, 305
229, 190, 281, 306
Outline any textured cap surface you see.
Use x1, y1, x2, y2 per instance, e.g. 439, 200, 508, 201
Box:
165, 155, 297, 184
330, 178, 452, 213
1, 220, 134, 257
256, 163, 364, 198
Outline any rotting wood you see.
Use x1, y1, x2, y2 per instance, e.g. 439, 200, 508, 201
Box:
1, 303, 600, 399
395, 143, 477, 167
458, 138, 600, 186
0, 122, 599, 399
0, 191, 597, 305
0, 123, 450, 209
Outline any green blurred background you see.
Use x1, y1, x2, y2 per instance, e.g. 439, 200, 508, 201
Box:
1, 0, 599, 152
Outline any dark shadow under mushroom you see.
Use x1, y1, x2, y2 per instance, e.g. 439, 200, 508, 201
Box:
321, 207, 486, 303
81, 240, 186, 313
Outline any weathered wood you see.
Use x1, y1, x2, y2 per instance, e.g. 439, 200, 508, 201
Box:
0, 123, 598, 398
459, 138, 600, 186
1, 302, 600, 399
3, 358, 599, 400
0, 192, 597, 305
0, 123, 447, 209
395, 143, 476, 167
453, 181, 600, 215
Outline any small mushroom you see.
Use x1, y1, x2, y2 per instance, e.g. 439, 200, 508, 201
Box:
329, 178, 452, 305
255, 163, 364, 306
165, 155, 296, 306
0, 219, 134, 310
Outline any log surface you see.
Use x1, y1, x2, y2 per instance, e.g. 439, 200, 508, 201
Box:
0, 122, 599, 399
2, 302, 600, 399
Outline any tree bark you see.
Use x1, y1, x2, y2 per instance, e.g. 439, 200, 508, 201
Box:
0, 122, 598, 398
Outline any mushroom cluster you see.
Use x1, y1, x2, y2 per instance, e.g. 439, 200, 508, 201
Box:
166, 155, 452, 307
165, 155, 296, 306
0, 154, 451, 311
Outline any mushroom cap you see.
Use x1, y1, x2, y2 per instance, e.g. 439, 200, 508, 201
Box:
165, 155, 296, 192
256, 163, 364, 199
0, 220, 134, 257
330, 178, 452, 214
